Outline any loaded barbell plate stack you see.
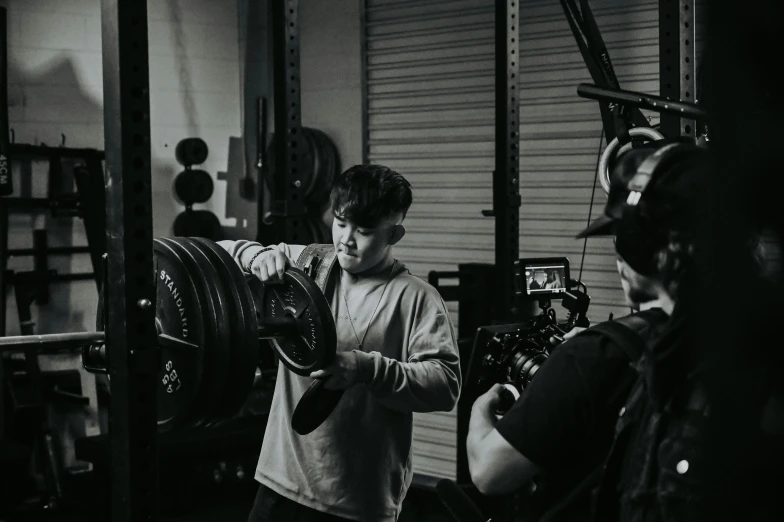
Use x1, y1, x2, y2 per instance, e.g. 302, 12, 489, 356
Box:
149, 239, 209, 431
158, 238, 231, 426
187, 237, 259, 419
95, 238, 338, 432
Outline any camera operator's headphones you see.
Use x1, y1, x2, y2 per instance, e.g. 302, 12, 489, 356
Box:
614, 141, 707, 276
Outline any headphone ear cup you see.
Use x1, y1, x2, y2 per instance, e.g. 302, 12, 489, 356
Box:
615, 206, 661, 276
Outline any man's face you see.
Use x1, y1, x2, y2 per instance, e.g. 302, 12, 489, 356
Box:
616, 254, 659, 310
332, 212, 400, 274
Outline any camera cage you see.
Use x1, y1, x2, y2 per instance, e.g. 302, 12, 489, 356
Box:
464, 262, 591, 412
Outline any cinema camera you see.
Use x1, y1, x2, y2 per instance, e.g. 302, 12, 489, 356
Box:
470, 258, 591, 414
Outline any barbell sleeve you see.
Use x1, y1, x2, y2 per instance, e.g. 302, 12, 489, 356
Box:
0, 331, 105, 353
258, 316, 302, 339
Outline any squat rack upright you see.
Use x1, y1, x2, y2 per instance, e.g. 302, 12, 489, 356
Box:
100, 1, 305, 521
100, 1, 157, 521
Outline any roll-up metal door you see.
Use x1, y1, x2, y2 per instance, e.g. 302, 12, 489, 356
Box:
518, 0, 661, 325
366, 0, 496, 481
365, 0, 701, 481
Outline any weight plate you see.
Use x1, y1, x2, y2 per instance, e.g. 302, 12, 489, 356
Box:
291, 379, 346, 435
172, 210, 222, 241
189, 237, 258, 418
306, 129, 339, 206
174, 169, 214, 205
175, 137, 209, 166
245, 266, 336, 376
303, 128, 321, 199
159, 238, 229, 425
168, 238, 235, 425
151, 239, 208, 431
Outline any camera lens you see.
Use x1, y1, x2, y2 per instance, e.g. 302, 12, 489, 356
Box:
509, 339, 548, 391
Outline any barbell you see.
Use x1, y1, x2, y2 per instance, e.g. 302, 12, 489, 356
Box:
0, 237, 341, 433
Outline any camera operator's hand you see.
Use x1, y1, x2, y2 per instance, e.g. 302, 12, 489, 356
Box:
549, 326, 588, 346
247, 247, 290, 284
473, 383, 506, 419
563, 326, 587, 340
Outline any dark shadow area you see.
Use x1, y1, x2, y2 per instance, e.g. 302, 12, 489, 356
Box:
698, 2, 784, 521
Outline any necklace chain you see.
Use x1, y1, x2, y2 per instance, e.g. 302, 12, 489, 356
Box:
342, 260, 396, 349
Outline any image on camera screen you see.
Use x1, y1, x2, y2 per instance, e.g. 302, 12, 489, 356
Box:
524, 263, 567, 295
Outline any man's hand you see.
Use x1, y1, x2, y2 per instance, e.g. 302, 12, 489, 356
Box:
472, 383, 506, 418
562, 326, 587, 340
310, 352, 364, 390
549, 325, 588, 346
248, 248, 289, 284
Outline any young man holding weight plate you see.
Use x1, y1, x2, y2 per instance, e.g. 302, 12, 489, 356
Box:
220, 164, 461, 522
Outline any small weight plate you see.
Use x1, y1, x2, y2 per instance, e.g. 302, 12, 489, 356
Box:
175, 137, 209, 166
174, 169, 214, 205
159, 238, 229, 425
172, 210, 222, 241
152, 239, 208, 431
245, 267, 336, 376
190, 237, 258, 418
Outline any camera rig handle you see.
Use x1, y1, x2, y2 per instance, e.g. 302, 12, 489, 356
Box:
562, 280, 591, 330
495, 383, 520, 416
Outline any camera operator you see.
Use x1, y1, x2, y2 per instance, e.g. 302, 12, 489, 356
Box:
590, 142, 715, 522
466, 141, 705, 522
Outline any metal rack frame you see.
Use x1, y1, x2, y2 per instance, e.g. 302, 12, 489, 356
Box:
263, 0, 307, 244
493, 0, 521, 321
659, 0, 697, 138
99, 1, 305, 519
2, 0, 705, 515
100, 1, 157, 520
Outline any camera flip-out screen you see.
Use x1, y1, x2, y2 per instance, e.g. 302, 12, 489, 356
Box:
515, 257, 570, 299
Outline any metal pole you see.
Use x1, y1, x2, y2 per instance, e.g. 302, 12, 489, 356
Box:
0, 331, 104, 352
659, 0, 696, 138
494, 0, 521, 321
576, 83, 707, 120
100, 1, 158, 521
268, 0, 307, 244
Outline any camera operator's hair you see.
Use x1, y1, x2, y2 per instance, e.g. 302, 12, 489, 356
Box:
331, 164, 413, 227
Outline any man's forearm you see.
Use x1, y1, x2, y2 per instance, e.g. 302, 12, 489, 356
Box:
217, 239, 265, 271
467, 402, 497, 468
356, 352, 461, 413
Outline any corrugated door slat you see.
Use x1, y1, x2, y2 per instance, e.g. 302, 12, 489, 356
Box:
366, 0, 701, 481
519, 0, 661, 323
367, 0, 496, 481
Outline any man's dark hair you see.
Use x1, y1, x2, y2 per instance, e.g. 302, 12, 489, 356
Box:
330, 164, 413, 227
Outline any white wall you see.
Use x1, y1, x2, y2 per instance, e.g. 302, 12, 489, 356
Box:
300, 0, 363, 169
2, 0, 243, 467
238, 0, 364, 234
3, 0, 242, 335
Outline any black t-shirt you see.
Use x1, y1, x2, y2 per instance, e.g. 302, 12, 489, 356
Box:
494, 309, 670, 522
